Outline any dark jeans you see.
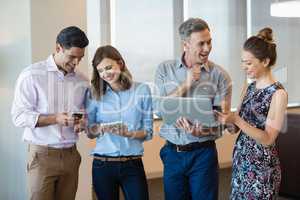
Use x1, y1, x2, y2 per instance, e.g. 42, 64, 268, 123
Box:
160, 143, 219, 200
92, 158, 149, 200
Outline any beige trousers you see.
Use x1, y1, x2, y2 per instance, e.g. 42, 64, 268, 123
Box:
27, 144, 81, 200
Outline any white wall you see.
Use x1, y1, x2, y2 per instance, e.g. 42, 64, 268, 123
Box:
0, 0, 31, 199
31, 0, 89, 74
0, 1, 92, 199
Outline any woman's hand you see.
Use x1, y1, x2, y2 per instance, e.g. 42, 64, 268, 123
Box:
214, 110, 237, 124
86, 124, 103, 138
105, 124, 130, 137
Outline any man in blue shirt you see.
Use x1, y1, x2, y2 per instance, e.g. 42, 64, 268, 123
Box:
154, 18, 232, 200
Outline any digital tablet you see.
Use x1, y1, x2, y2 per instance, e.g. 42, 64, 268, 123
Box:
154, 96, 219, 127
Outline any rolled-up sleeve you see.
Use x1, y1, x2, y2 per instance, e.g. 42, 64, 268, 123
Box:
153, 63, 168, 118
84, 89, 97, 127
11, 73, 39, 129
141, 85, 153, 141
154, 63, 168, 97
218, 69, 232, 101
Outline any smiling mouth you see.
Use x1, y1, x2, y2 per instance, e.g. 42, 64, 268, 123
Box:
67, 64, 75, 70
104, 74, 115, 81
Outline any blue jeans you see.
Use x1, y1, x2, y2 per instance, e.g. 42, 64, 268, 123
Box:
92, 158, 149, 200
160, 143, 219, 200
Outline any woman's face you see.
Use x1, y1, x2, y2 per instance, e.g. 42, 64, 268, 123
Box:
96, 58, 122, 85
241, 50, 269, 80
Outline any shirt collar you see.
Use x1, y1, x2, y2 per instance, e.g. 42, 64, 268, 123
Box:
46, 54, 59, 72
178, 53, 211, 72
46, 54, 76, 77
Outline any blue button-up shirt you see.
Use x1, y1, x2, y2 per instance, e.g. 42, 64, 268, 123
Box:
85, 82, 153, 156
154, 57, 232, 145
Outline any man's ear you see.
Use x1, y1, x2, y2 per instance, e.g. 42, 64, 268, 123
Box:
182, 40, 188, 51
56, 43, 63, 53
183, 40, 189, 52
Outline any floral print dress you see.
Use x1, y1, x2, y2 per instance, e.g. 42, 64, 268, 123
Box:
230, 82, 284, 200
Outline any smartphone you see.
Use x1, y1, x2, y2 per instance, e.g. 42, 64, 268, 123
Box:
212, 105, 222, 113
71, 111, 84, 120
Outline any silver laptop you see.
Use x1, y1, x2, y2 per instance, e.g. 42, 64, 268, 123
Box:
154, 96, 218, 127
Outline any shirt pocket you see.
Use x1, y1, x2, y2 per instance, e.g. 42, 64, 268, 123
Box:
27, 151, 39, 172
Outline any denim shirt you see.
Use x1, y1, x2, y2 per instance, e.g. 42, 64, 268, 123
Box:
85, 82, 153, 156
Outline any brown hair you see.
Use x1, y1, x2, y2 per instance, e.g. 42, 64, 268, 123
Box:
243, 27, 277, 67
91, 45, 132, 100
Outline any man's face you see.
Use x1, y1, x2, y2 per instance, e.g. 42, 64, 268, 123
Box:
56, 44, 85, 74
183, 29, 212, 66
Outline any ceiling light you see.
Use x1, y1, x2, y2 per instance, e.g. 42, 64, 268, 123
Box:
271, 0, 300, 17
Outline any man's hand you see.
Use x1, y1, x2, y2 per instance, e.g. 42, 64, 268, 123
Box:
74, 117, 87, 134
55, 113, 73, 126
192, 64, 201, 81
185, 64, 201, 88
175, 117, 194, 133
175, 117, 212, 137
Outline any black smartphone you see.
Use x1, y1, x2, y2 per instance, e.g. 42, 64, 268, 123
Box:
212, 105, 222, 113
72, 112, 84, 120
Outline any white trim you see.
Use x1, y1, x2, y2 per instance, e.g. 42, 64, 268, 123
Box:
246, 0, 252, 38
110, 0, 116, 46
183, 0, 189, 21
288, 103, 300, 108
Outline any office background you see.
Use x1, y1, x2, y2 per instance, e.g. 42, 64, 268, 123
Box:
0, 0, 299, 199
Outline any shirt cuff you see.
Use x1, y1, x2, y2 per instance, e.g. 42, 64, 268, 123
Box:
27, 111, 40, 129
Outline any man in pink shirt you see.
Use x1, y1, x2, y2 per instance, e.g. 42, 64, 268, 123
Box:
11, 26, 89, 200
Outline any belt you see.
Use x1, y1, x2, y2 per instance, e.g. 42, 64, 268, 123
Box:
93, 155, 142, 162
167, 140, 215, 152
28, 144, 77, 153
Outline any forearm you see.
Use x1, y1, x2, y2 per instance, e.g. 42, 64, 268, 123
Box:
85, 123, 102, 139
168, 81, 192, 97
86, 131, 100, 139
235, 116, 272, 146
12, 110, 40, 128
36, 114, 57, 127
191, 126, 220, 137
126, 130, 147, 139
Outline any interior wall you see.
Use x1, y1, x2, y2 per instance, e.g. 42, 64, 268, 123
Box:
31, 0, 89, 75
251, 0, 300, 105
0, 0, 31, 199
0, 1, 91, 199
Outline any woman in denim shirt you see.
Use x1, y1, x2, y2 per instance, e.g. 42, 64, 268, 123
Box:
85, 45, 153, 200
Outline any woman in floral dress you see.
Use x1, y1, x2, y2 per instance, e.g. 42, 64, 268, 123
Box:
215, 27, 288, 199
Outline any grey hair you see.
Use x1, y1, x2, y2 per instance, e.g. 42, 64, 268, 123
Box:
179, 18, 210, 41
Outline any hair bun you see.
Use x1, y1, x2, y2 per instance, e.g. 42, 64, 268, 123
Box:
257, 27, 275, 43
